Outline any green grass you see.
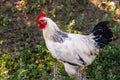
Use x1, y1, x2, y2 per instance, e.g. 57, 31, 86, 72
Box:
0, 0, 120, 80
87, 45, 120, 80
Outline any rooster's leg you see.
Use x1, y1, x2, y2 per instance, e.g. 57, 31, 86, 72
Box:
53, 63, 59, 80
75, 67, 82, 80
80, 67, 87, 80
75, 67, 87, 80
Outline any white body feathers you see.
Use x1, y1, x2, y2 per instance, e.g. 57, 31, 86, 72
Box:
41, 18, 101, 76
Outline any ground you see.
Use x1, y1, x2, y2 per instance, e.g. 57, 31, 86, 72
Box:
0, 0, 120, 80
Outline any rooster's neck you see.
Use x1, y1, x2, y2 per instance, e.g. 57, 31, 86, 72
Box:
42, 23, 59, 39
42, 18, 68, 43
43, 25, 68, 43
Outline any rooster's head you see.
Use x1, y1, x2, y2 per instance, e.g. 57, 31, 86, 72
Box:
36, 13, 47, 29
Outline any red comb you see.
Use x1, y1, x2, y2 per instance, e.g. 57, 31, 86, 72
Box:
36, 13, 46, 22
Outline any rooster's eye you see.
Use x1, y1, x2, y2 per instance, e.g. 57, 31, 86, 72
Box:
40, 20, 47, 24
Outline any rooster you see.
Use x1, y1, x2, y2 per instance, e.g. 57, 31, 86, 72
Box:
36, 13, 113, 79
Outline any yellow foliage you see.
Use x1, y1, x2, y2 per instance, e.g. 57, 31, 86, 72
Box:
0, 40, 3, 45
67, 19, 75, 33
0, 60, 8, 80
107, 1, 116, 11
15, 0, 27, 11
69, 19, 75, 27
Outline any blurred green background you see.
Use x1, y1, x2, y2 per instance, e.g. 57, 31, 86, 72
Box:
0, 0, 120, 80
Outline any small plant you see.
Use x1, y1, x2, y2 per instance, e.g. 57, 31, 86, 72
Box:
0, 16, 12, 27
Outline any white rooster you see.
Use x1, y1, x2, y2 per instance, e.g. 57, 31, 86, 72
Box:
36, 13, 113, 79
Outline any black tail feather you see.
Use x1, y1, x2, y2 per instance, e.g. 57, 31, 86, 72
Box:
92, 21, 113, 48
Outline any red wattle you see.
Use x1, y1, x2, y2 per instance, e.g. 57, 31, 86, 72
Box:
38, 24, 45, 29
